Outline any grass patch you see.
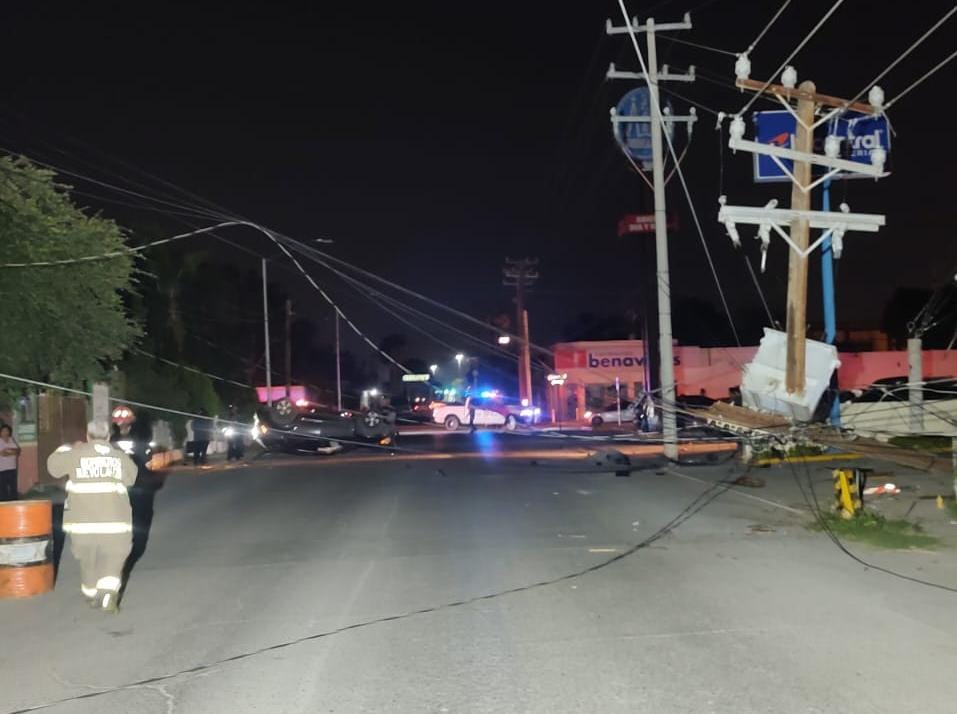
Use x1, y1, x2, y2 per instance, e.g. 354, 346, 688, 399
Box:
810, 510, 939, 550
888, 435, 953, 452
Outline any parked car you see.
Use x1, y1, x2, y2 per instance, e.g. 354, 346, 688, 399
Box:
253, 398, 397, 454
583, 401, 636, 427
847, 375, 957, 403
433, 398, 520, 431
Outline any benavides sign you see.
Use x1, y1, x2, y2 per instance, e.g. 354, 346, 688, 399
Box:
556, 344, 680, 370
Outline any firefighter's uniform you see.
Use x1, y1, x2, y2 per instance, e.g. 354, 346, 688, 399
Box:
47, 437, 137, 611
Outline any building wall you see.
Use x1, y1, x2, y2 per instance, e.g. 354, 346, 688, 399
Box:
550, 339, 957, 418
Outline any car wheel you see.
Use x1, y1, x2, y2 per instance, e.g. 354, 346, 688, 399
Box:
591, 416, 603, 427
444, 415, 461, 431
504, 414, 518, 431
356, 410, 389, 439
270, 398, 297, 427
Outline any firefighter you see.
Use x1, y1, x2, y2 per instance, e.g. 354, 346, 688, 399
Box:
47, 420, 138, 612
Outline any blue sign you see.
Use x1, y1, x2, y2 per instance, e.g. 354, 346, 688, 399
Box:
614, 88, 674, 169
752, 110, 891, 183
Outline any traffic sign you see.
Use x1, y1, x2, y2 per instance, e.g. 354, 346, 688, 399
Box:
613, 88, 674, 169
752, 111, 890, 183
617, 213, 679, 236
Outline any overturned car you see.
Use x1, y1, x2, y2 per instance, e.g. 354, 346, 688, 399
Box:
253, 398, 397, 454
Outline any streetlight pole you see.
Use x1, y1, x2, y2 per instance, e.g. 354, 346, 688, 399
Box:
261, 258, 273, 407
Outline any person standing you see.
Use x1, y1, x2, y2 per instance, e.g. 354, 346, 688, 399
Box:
225, 405, 244, 461
464, 393, 476, 433
0, 424, 20, 501
47, 421, 137, 612
192, 408, 211, 465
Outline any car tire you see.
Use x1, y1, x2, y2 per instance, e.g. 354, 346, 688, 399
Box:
270, 398, 297, 427
444, 415, 461, 431
504, 414, 518, 431
591, 416, 604, 427
356, 410, 390, 439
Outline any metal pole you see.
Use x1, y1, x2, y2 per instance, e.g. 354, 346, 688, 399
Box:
284, 299, 292, 400
335, 310, 343, 411
785, 81, 816, 396
261, 258, 273, 407
616, 376, 622, 426
908, 336, 924, 432
820, 178, 841, 426
646, 20, 677, 460
520, 309, 533, 405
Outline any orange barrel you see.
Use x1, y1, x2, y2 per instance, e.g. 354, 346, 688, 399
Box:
0, 500, 55, 598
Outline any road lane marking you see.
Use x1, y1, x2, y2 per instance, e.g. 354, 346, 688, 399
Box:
588, 547, 619, 553
666, 467, 806, 515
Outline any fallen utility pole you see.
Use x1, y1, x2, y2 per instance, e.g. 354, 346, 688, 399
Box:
722, 67, 887, 401
785, 82, 815, 394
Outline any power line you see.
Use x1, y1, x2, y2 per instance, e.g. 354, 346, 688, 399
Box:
0, 221, 244, 268
849, 4, 957, 111
278, 238, 556, 358
886, 46, 957, 110
657, 34, 736, 57
0, 146, 226, 222
131, 348, 252, 389
737, 0, 846, 117
743, 0, 792, 55
659, 85, 721, 116
2, 144, 411, 374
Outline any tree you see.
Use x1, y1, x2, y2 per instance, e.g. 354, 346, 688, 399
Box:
0, 156, 139, 389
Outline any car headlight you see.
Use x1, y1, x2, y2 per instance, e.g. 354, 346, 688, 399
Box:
584, 411, 593, 419
223, 426, 235, 438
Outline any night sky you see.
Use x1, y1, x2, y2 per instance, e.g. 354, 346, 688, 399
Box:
2, 0, 955, 360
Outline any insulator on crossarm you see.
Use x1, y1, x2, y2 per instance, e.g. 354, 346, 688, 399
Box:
730, 115, 746, 142
824, 134, 841, 158
734, 53, 751, 81
724, 221, 741, 248
781, 66, 797, 89
832, 229, 845, 260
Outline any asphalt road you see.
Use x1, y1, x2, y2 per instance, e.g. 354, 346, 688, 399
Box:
3, 434, 957, 713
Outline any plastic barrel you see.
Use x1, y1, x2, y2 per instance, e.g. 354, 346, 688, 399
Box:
0, 500, 54, 598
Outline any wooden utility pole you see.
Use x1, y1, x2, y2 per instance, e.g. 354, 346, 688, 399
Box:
785, 81, 816, 395
733, 76, 882, 398
503, 258, 538, 405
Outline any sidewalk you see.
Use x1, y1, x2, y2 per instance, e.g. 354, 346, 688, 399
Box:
741, 456, 957, 547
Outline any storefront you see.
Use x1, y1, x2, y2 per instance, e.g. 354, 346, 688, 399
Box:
549, 340, 758, 420
548, 338, 957, 422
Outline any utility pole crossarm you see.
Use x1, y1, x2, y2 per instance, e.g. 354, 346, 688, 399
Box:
605, 13, 691, 34
607, 63, 695, 82
735, 78, 879, 115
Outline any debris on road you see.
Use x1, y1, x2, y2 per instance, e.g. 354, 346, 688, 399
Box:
863, 483, 901, 497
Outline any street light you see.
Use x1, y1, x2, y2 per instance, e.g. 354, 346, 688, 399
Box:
429, 364, 438, 375
455, 353, 464, 370
497, 335, 511, 345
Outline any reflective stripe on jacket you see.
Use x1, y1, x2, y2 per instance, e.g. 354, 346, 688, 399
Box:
47, 440, 137, 531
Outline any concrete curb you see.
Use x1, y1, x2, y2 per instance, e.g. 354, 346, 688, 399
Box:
754, 452, 861, 466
